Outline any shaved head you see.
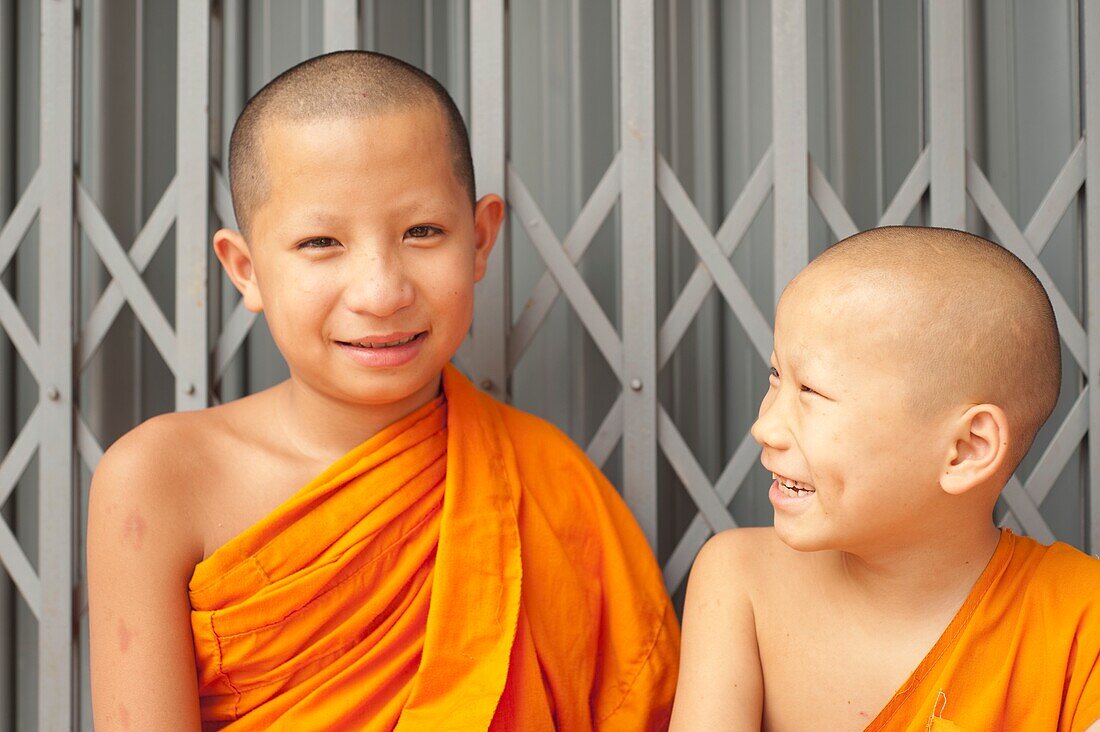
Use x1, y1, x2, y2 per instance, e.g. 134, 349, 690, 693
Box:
790, 226, 1061, 466
228, 50, 475, 235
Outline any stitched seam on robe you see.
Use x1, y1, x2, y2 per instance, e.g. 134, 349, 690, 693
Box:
249, 556, 271, 584
213, 504, 441, 641
597, 603, 668, 723
210, 612, 244, 718
224, 570, 430, 694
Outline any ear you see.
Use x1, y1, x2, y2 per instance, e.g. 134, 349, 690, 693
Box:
471, 194, 505, 282
940, 404, 1011, 496
213, 228, 264, 313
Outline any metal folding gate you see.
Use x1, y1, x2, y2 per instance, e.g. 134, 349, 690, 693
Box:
0, 0, 1096, 727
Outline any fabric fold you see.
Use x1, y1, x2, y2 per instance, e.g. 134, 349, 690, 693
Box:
190, 365, 678, 730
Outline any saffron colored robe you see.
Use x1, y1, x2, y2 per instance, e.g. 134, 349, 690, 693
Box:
867, 529, 1100, 732
188, 365, 679, 730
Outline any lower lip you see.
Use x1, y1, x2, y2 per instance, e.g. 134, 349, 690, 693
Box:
337, 333, 426, 368
768, 479, 816, 514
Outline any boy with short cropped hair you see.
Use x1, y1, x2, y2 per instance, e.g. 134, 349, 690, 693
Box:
670, 226, 1100, 731
87, 51, 678, 730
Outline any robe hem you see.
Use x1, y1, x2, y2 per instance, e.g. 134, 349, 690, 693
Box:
596, 602, 672, 724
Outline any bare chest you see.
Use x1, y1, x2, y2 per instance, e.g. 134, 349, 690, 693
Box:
754, 598, 947, 731
191, 441, 332, 561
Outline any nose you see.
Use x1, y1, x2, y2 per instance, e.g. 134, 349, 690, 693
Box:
341, 246, 415, 318
750, 387, 791, 451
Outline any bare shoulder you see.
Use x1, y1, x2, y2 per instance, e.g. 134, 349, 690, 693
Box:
90, 409, 219, 566
691, 526, 800, 593
89, 391, 274, 557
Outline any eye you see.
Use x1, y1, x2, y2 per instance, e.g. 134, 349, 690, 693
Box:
297, 237, 339, 250
800, 384, 817, 395
406, 225, 443, 240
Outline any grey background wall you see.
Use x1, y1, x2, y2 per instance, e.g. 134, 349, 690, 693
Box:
0, 0, 1095, 729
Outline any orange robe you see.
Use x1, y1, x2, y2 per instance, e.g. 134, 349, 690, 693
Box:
867, 529, 1100, 731
188, 365, 679, 730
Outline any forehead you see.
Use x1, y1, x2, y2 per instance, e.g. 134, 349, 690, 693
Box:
260, 106, 451, 178
250, 107, 464, 228
774, 270, 920, 378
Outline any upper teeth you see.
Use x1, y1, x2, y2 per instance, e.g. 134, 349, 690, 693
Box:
772, 472, 805, 490
349, 334, 418, 348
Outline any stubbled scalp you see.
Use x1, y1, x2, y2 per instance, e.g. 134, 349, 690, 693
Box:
229, 50, 474, 236
788, 226, 1061, 468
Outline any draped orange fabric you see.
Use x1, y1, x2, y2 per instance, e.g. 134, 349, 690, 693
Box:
866, 529, 1100, 732
189, 365, 679, 730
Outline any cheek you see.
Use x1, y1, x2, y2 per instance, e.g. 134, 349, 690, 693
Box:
800, 408, 875, 489
414, 250, 476, 307
262, 269, 337, 333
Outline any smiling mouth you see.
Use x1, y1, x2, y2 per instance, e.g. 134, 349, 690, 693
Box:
338, 332, 426, 349
772, 472, 815, 497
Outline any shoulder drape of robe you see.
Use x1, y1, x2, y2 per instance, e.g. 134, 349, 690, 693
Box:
189, 364, 678, 730
866, 529, 1100, 732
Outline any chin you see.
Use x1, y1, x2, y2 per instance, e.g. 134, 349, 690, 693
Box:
347, 372, 440, 407
772, 515, 837, 553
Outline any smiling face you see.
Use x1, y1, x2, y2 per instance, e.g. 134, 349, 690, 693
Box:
218, 106, 501, 410
751, 270, 956, 553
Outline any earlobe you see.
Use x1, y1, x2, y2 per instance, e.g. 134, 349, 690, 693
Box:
212, 228, 264, 313
471, 194, 505, 282
940, 405, 1011, 496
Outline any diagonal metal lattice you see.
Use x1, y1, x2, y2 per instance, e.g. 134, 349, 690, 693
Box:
0, 165, 48, 621
506, 163, 626, 468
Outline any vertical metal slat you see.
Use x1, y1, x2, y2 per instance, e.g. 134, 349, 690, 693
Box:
177, 4, 210, 410
469, 0, 508, 399
39, 0, 75, 727
928, 0, 966, 228
772, 0, 808, 299
1084, 1, 1100, 554
620, 0, 658, 547
323, 0, 359, 53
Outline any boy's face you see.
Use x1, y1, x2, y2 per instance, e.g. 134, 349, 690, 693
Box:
751, 270, 953, 552
227, 107, 500, 409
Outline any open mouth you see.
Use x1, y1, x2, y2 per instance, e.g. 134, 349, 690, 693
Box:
337, 332, 426, 349
772, 472, 815, 498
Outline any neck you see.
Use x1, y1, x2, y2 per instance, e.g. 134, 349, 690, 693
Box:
834, 520, 1002, 619
274, 372, 444, 464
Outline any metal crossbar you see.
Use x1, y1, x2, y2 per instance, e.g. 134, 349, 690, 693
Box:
507, 165, 624, 379
78, 178, 178, 369
658, 147, 774, 367
77, 182, 179, 375
507, 156, 621, 374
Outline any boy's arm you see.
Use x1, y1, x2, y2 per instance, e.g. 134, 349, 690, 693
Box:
87, 421, 203, 731
669, 530, 764, 731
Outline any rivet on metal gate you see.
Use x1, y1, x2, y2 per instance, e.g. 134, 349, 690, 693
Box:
185, 383, 196, 396
46, 387, 60, 401
629, 378, 643, 392
480, 379, 494, 391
